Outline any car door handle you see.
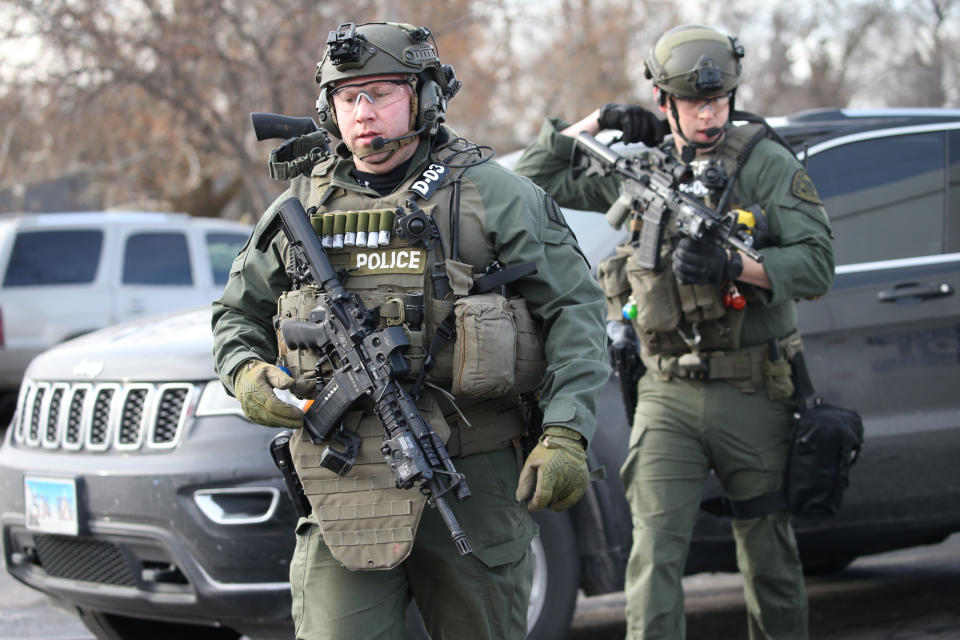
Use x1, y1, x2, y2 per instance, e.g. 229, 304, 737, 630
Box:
877, 282, 955, 302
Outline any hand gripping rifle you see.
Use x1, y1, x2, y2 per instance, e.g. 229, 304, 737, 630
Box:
572, 132, 763, 271
256, 197, 473, 556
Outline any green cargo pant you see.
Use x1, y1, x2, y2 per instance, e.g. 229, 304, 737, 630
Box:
620, 375, 808, 640
290, 447, 536, 640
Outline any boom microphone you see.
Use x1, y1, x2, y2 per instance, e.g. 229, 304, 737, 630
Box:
704, 127, 723, 138
370, 122, 430, 151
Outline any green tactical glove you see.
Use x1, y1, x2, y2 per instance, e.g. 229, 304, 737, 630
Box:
516, 426, 589, 512
233, 360, 304, 429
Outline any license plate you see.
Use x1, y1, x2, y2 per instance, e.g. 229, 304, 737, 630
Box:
24, 476, 79, 535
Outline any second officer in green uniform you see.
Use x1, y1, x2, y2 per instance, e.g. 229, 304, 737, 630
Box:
514, 24, 835, 640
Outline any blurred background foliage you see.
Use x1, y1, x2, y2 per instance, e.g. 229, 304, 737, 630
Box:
0, 0, 957, 220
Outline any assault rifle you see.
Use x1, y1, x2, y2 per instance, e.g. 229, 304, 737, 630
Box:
255, 196, 473, 556
572, 132, 763, 271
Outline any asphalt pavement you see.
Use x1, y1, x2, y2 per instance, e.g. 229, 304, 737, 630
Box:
570, 533, 960, 640
3, 533, 959, 639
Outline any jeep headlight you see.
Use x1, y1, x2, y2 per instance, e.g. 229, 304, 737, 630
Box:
195, 380, 246, 418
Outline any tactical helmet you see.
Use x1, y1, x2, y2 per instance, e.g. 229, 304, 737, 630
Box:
315, 22, 460, 141
644, 25, 744, 99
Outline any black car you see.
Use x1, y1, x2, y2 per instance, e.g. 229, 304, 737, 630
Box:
2, 108, 960, 639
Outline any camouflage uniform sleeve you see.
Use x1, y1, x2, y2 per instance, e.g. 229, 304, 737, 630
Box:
513, 118, 622, 212
464, 161, 611, 444
211, 191, 295, 395
740, 139, 836, 306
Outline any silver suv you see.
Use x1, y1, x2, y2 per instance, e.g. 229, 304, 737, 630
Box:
0, 212, 252, 422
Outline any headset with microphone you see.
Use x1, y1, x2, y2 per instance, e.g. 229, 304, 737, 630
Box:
370, 122, 430, 151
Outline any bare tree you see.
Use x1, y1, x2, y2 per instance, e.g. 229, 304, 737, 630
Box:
883, 0, 958, 106
0, 0, 957, 218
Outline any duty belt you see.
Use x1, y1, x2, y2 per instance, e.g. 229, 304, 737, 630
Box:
648, 331, 803, 390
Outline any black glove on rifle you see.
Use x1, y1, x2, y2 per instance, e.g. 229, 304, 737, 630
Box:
672, 236, 744, 285
597, 103, 666, 146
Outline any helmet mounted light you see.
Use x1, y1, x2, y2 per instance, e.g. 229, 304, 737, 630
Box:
327, 23, 367, 66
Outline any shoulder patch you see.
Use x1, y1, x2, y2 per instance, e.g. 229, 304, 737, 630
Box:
791, 169, 822, 205
545, 194, 569, 231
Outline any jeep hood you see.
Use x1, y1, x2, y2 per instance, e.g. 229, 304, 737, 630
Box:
23, 307, 220, 383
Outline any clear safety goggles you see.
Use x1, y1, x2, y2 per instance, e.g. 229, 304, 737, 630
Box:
330, 79, 411, 112
674, 92, 732, 114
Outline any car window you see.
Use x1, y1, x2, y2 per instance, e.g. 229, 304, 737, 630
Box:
205, 232, 248, 286
565, 209, 627, 265
806, 131, 945, 264
3, 229, 103, 287
122, 232, 192, 285
948, 129, 960, 254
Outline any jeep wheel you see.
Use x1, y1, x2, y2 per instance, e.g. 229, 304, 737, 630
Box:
527, 510, 580, 639
75, 608, 241, 640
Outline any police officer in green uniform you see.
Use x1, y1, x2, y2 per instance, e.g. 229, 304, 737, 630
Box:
513, 24, 835, 640
211, 21, 609, 640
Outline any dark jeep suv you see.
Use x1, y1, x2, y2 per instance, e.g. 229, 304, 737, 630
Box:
2, 108, 960, 639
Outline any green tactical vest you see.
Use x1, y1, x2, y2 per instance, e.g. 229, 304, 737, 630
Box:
598, 123, 801, 386
284, 149, 528, 571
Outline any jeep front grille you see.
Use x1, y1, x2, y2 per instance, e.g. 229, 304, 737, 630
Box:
13, 381, 197, 452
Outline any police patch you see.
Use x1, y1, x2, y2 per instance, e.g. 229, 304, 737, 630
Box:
351, 248, 427, 275
792, 169, 822, 205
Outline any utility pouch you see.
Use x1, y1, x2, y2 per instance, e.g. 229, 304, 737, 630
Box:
596, 245, 632, 322
276, 286, 322, 399
763, 358, 794, 401
452, 293, 517, 397
625, 250, 681, 333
